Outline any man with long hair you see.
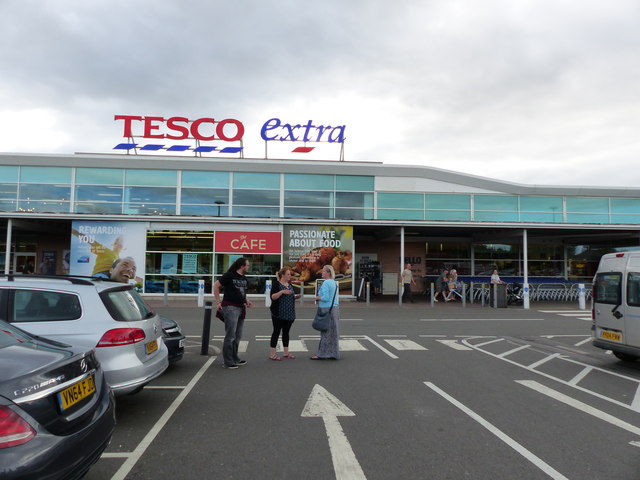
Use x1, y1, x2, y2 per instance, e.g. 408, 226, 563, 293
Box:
213, 257, 254, 369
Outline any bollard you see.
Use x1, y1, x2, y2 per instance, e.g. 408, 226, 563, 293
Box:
265, 279, 272, 307
197, 279, 205, 307
578, 283, 586, 310
462, 283, 466, 308
469, 282, 474, 305
201, 301, 213, 355
481, 283, 485, 307
492, 284, 497, 308
430, 283, 435, 307
523, 283, 530, 309
398, 282, 403, 306
366, 281, 371, 305
163, 279, 169, 306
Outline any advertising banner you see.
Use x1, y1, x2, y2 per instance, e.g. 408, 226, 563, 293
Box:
215, 231, 282, 254
283, 225, 353, 292
70, 221, 146, 284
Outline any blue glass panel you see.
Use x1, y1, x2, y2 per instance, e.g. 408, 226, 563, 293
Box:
284, 174, 333, 190
181, 204, 229, 217
519, 196, 562, 212
21, 167, 71, 184
182, 171, 229, 188
610, 214, 640, 224
125, 186, 176, 204
75, 185, 123, 202
219, 147, 243, 154
377, 209, 424, 220
335, 175, 374, 191
181, 188, 228, 204
425, 210, 471, 221
378, 193, 423, 209
19, 184, 71, 201
610, 198, 640, 214
335, 207, 373, 220
426, 194, 470, 210
233, 189, 279, 206
124, 203, 176, 215
0, 166, 18, 182
125, 169, 177, 187
0, 200, 16, 211
566, 213, 609, 223
76, 168, 123, 185
233, 172, 280, 189
566, 197, 609, 213
285, 191, 332, 207
193, 146, 217, 153
75, 202, 123, 214
520, 212, 562, 223
140, 144, 165, 151
232, 206, 279, 217
113, 143, 137, 150
17, 200, 70, 213
283, 207, 332, 218
167, 145, 190, 152
335, 192, 373, 208
0, 184, 17, 199
474, 195, 518, 211
474, 211, 519, 222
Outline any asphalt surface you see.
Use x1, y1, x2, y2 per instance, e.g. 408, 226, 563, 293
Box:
84, 298, 640, 480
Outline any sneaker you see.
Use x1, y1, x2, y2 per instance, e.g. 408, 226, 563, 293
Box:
236, 360, 247, 366
222, 364, 239, 369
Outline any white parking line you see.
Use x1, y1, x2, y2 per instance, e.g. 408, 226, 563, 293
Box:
421, 318, 544, 322
436, 339, 473, 351
496, 345, 530, 358
425, 382, 569, 480
517, 380, 640, 437
383, 339, 427, 351
110, 356, 217, 480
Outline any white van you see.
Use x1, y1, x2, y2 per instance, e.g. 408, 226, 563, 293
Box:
592, 251, 640, 361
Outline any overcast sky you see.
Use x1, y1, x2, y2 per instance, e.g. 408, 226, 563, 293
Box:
1, 0, 639, 187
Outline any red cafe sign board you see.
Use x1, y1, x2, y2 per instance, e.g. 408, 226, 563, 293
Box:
215, 231, 282, 254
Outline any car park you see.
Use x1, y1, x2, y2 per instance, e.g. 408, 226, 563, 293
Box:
0, 319, 115, 479
0, 274, 169, 395
160, 315, 185, 362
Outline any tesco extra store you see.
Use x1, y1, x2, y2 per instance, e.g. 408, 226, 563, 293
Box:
2, 118, 640, 299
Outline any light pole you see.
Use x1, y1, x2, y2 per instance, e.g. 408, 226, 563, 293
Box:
215, 201, 225, 217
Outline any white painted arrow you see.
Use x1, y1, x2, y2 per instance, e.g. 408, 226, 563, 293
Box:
301, 384, 366, 480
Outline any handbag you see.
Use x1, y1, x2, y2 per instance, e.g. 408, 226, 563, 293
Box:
312, 284, 337, 332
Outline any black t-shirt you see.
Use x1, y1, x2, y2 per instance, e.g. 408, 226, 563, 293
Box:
220, 271, 248, 305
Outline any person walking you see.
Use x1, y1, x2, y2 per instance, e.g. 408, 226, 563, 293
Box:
269, 267, 300, 361
213, 257, 253, 369
401, 263, 416, 303
434, 268, 450, 302
311, 265, 340, 360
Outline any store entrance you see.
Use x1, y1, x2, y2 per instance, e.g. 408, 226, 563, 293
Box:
14, 253, 36, 274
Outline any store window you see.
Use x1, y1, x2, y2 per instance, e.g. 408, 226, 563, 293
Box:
215, 254, 281, 294
425, 241, 471, 275
0, 166, 18, 211
181, 171, 229, 217
425, 194, 471, 221
145, 230, 214, 294
284, 174, 333, 190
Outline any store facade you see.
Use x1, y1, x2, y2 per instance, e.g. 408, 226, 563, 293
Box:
2, 152, 640, 296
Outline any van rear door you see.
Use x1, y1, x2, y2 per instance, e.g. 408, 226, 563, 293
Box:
623, 271, 640, 349
593, 272, 624, 345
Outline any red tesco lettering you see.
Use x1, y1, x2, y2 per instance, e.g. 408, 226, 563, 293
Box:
115, 115, 245, 142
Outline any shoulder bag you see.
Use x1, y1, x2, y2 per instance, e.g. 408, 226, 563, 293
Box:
312, 283, 337, 332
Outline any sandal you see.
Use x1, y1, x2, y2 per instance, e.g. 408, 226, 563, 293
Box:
269, 355, 282, 361
310, 355, 322, 360
283, 354, 296, 359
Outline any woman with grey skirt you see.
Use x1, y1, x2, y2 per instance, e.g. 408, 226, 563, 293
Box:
311, 265, 340, 360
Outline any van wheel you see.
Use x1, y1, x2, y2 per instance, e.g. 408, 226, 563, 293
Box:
613, 352, 638, 362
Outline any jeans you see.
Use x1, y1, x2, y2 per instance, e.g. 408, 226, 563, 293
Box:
222, 305, 244, 367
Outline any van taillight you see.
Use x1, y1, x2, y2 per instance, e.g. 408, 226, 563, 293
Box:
0, 406, 36, 449
616, 253, 625, 257
97, 328, 146, 347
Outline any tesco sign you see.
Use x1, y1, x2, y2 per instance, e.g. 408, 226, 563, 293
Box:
115, 115, 244, 142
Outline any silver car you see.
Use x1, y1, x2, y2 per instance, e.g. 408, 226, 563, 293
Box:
0, 275, 168, 395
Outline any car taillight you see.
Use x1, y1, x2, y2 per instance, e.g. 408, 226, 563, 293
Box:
97, 328, 146, 347
0, 406, 36, 449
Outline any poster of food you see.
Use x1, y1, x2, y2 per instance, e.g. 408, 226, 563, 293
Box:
283, 225, 353, 293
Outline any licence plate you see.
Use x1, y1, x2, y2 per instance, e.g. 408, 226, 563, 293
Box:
57, 375, 96, 411
178, 339, 185, 348
146, 339, 158, 354
601, 330, 622, 342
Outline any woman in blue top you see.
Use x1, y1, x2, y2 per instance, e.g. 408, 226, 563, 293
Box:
311, 265, 340, 360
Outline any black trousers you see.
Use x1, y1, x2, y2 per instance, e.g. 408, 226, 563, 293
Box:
270, 316, 294, 348
402, 283, 414, 303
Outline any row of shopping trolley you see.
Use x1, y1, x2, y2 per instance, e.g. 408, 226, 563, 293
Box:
426, 281, 592, 303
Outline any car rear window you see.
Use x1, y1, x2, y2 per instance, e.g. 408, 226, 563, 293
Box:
13, 290, 82, 322
101, 288, 155, 322
594, 272, 622, 305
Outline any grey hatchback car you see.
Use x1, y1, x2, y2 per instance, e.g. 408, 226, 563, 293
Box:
0, 275, 168, 395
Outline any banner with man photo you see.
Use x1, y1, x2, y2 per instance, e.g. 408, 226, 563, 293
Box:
283, 225, 353, 293
70, 221, 146, 284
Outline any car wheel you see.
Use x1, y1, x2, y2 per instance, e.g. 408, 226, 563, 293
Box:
613, 351, 638, 362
